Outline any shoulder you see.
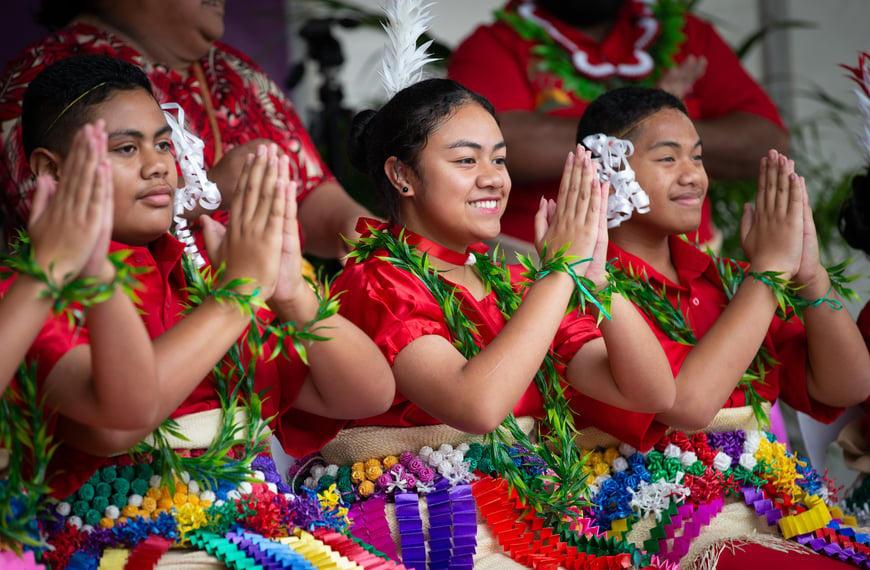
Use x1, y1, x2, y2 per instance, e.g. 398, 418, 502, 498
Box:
211, 41, 267, 74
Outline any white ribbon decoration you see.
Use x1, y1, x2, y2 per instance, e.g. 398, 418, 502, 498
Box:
161, 102, 222, 267
582, 133, 650, 228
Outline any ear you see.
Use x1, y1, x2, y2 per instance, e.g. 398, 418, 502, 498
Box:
29, 148, 63, 181
384, 156, 415, 197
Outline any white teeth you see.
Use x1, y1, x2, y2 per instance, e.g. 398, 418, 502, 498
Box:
471, 200, 497, 209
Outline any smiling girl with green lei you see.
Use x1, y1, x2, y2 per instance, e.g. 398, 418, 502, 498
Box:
288, 77, 678, 567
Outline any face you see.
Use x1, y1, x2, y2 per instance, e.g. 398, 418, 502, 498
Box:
400, 103, 510, 251
81, 88, 177, 246
102, 0, 225, 63
536, 0, 625, 27
621, 108, 708, 238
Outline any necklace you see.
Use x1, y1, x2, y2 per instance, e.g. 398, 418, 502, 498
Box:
399, 225, 488, 266
497, 0, 687, 102
607, 251, 773, 428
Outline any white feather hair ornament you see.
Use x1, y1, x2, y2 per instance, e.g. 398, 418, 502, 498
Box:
379, 0, 438, 98
842, 52, 870, 166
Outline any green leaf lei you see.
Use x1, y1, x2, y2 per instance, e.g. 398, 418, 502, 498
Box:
129, 255, 340, 493
495, 0, 688, 103
0, 230, 149, 330
348, 226, 613, 528
0, 362, 57, 552
608, 246, 856, 429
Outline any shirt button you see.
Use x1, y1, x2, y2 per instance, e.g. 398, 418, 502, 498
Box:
691, 297, 700, 306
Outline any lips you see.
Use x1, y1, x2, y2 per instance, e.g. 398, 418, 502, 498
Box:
139, 186, 173, 207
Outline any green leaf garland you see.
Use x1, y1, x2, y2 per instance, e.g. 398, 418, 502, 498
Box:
350, 226, 614, 527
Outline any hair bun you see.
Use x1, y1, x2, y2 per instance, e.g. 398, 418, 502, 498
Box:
347, 109, 378, 173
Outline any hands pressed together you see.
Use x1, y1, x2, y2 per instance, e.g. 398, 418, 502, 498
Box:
202, 143, 315, 318
741, 149, 826, 293
28, 121, 115, 287
533, 145, 610, 288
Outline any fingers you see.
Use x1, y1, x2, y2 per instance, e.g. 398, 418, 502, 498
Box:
739, 201, 754, 246
200, 214, 227, 263
28, 175, 56, 227
533, 196, 549, 248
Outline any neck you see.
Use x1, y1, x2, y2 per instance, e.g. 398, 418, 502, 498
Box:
610, 226, 679, 284
576, 21, 617, 44
75, 15, 194, 77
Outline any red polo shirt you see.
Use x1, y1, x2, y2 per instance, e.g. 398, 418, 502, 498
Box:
568, 237, 842, 450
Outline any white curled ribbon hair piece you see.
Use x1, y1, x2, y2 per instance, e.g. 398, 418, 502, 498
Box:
582, 133, 650, 228
161, 103, 222, 267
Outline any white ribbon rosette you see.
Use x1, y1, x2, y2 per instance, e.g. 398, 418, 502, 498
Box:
582, 133, 650, 228
161, 102, 222, 267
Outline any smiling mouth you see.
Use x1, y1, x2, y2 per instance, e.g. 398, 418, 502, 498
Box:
470, 199, 499, 210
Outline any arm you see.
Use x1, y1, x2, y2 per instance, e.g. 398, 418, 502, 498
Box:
566, 294, 675, 413
0, 276, 53, 390
266, 170, 394, 420
793, 176, 870, 406
393, 151, 606, 433
656, 150, 805, 430
297, 180, 374, 259
694, 113, 789, 180
27, 123, 158, 428
498, 111, 577, 184
53, 145, 290, 452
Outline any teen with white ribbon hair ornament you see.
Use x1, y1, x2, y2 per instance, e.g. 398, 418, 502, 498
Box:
567, 84, 870, 569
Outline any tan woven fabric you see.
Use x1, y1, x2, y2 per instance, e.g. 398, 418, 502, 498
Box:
319, 417, 536, 465
320, 417, 538, 568
109, 408, 263, 457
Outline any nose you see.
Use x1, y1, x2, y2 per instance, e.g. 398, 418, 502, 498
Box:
142, 146, 170, 179
678, 158, 705, 187
477, 161, 507, 190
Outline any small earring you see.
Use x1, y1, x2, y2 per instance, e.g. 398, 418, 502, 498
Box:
401, 186, 409, 193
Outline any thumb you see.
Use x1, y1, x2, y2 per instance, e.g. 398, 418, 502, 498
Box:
200, 214, 227, 263
739, 202, 754, 250
533, 196, 549, 250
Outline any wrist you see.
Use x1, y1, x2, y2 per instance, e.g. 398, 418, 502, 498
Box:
267, 284, 320, 322
796, 267, 829, 299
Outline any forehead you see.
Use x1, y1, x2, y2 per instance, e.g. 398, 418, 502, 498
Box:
429, 103, 502, 146
91, 88, 167, 132
632, 109, 699, 148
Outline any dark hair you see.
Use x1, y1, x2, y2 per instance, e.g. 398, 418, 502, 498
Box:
36, 0, 94, 30
22, 54, 154, 157
347, 78, 496, 222
839, 171, 870, 255
576, 86, 689, 146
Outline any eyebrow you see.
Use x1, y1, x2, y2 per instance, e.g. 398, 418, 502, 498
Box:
446, 139, 507, 151
648, 139, 703, 151
108, 124, 173, 139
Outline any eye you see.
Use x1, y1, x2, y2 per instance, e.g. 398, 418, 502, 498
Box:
692, 153, 703, 162
656, 155, 675, 163
455, 157, 476, 165
114, 144, 137, 155
493, 157, 507, 166
156, 140, 174, 153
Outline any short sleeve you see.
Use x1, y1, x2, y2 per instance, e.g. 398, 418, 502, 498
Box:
332, 258, 452, 365
448, 23, 537, 112
552, 312, 602, 364
771, 315, 843, 424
